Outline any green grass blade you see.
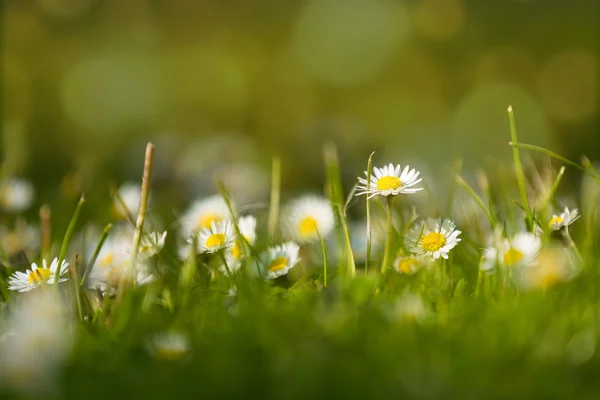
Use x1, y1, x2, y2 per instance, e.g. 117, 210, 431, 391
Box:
455, 175, 496, 228
80, 223, 113, 287
365, 151, 375, 275
54, 194, 85, 286
507, 106, 533, 229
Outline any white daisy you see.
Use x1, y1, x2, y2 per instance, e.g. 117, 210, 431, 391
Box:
8, 258, 70, 292
480, 232, 541, 272
180, 195, 231, 239
147, 332, 190, 361
86, 228, 155, 292
197, 220, 236, 253
1, 178, 35, 213
356, 163, 423, 198
0, 290, 73, 396
114, 182, 142, 218
140, 231, 168, 258
390, 293, 429, 322
393, 254, 423, 275
408, 218, 462, 260
259, 242, 301, 280
549, 207, 580, 231
285, 196, 335, 243
521, 247, 578, 290
224, 215, 257, 272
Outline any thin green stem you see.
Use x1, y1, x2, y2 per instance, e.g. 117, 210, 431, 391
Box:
509, 142, 600, 185
508, 106, 533, 229
80, 223, 113, 287
381, 196, 394, 275
55, 195, 85, 287
118, 143, 154, 299
218, 251, 235, 288
365, 151, 375, 275
455, 174, 496, 228
316, 229, 328, 287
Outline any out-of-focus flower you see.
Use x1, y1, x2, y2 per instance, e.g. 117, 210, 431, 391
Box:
549, 207, 580, 231
0, 178, 35, 213
140, 231, 167, 258
113, 182, 142, 219
225, 216, 257, 272
394, 254, 423, 275
0, 289, 74, 396
259, 242, 301, 280
86, 227, 155, 292
284, 196, 334, 243
356, 164, 423, 198
408, 218, 461, 260
390, 293, 429, 322
147, 332, 191, 361
521, 247, 578, 290
8, 258, 69, 292
197, 220, 236, 254
0, 219, 40, 259
480, 232, 541, 272
180, 195, 230, 239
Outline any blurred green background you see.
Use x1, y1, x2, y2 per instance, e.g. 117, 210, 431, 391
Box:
2, 0, 599, 199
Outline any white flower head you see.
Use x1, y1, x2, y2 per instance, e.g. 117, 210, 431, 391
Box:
140, 231, 168, 258
197, 220, 236, 253
114, 182, 142, 218
87, 227, 155, 292
549, 207, 580, 231
8, 258, 69, 292
521, 247, 578, 290
147, 332, 191, 361
0, 289, 73, 396
393, 254, 423, 275
180, 195, 231, 239
390, 293, 429, 322
1, 178, 35, 213
480, 232, 541, 272
224, 215, 257, 273
408, 218, 462, 260
356, 163, 423, 198
259, 242, 301, 280
285, 196, 335, 243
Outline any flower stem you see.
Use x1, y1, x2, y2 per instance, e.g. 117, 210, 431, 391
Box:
316, 229, 328, 287
381, 196, 394, 275
508, 106, 533, 230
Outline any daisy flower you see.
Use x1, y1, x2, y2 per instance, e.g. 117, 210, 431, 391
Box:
259, 242, 301, 280
147, 332, 190, 361
285, 196, 335, 243
480, 232, 541, 272
390, 293, 429, 322
197, 220, 236, 253
0, 290, 73, 396
356, 163, 423, 198
549, 207, 580, 231
408, 218, 462, 260
393, 254, 423, 275
521, 247, 578, 290
87, 228, 155, 292
180, 195, 231, 239
225, 215, 257, 272
8, 258, 69, 292
140, 231, 168, 258
1, 178, 35, 213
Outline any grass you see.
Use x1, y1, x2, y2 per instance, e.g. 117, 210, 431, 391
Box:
1, 108, 600, 399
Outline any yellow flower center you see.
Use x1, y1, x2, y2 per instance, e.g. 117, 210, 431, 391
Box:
549, 216, 563, 227
376, 176, 402, 191
298, 217, 318, 237
206, 233, 226, 249
198, 213, 221, 230
421, 232, 446, 252
503, 248, 524, 266
397, 257, 419, 274
101, 253, 114, 267
267, 256, 288, 272
156, 347, 187, 361
28, 268, 52, 284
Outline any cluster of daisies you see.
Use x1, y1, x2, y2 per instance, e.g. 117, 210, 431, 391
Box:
3, 161, 583, 294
